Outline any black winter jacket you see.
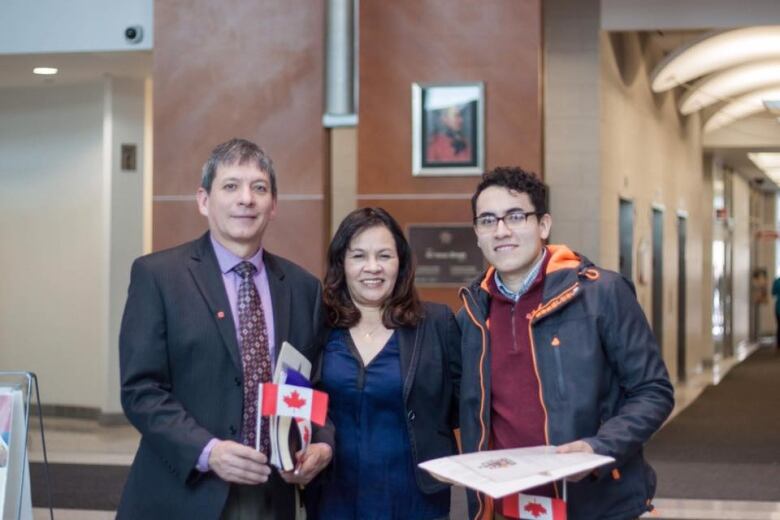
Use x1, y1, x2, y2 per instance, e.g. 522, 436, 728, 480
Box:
457, 245, 674, 520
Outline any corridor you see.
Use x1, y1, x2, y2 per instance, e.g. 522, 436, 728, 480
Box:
25, 343, 780, 519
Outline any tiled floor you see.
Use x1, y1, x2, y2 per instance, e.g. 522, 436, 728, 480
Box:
23, 342, 780, 519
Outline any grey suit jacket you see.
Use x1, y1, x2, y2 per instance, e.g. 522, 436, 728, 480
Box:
118, 233, 329, 520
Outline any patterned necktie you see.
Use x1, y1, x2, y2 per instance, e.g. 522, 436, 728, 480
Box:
234, 261, 272, 455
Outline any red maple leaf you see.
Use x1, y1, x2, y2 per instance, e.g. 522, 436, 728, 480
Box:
524, 502, 548, 518
302, 425, 310, 443
283, 390, 307, 409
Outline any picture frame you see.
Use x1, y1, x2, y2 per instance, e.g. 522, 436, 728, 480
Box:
412, 82, 484, 176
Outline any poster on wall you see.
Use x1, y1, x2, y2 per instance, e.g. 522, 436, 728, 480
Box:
0, 388, 32, 520
411, 82, 485, 176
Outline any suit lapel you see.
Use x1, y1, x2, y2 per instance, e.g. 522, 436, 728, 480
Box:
187, 234, 242, 372
264, 252, 291, 360
398, 325, 420, 403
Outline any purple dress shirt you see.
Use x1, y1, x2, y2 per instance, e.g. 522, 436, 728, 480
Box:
196, 237, 277, 472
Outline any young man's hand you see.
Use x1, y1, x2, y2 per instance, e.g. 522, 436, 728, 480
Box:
556, 440, 595, 482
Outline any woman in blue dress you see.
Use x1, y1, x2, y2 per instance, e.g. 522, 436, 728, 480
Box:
314, 207, 461, 520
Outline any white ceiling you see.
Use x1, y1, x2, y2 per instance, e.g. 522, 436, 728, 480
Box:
601, 0, 780, 31
0, 50, 151, 88
644, 29, 780, 190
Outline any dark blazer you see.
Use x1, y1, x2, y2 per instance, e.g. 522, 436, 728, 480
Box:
314, 301, 461, 499
118, 233, 330, 520
399, 302, 462, 493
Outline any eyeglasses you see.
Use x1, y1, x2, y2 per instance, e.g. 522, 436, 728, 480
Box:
473, 210, 542, 233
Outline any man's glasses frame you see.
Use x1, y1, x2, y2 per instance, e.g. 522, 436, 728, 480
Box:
473, 209, 543, 234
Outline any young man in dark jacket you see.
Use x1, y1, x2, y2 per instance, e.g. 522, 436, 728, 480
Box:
457, 167, 674, 520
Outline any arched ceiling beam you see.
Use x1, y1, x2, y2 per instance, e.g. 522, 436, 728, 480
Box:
679, 60, 780, 115
704, 86, 780, 133
651, 26, 780, 93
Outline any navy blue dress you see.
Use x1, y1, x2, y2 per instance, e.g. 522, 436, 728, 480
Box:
318, 328, 450, 520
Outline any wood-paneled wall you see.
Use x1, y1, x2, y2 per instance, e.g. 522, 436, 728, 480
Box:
152, 0, 327, 276
358, 0, 543, 307
152, 0, 543, 301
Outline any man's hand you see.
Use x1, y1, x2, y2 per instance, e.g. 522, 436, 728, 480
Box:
556, 440, 595, 482
208, 440, 272, 485
556, 440, 594, 455
279, 442, 333, 486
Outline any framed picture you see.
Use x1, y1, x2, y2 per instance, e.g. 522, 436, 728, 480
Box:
412, 82, 484, 176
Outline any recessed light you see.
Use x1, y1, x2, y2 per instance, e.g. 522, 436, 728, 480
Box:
764, 99, 780, 115
748, 153, 780, 184
33, 67, 58, 75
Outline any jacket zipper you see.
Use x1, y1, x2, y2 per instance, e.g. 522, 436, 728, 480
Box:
526, 305, 558, 500
464, 280, 581, 517
461, 289, 490, 452
461, 288, 491, 520
526, 281, 581, 500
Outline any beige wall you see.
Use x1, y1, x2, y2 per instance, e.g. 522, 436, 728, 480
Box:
330, 127, 357, 236
544, 0, 602, 260
545, 2, 715, 379
0, 83, 105, 407
0, 79, 145, 411
732, 175, 751, 348
600, 32, 710, 379
754, 191, 776, 336
700, 158, 715, 366
106, 77, 146, 414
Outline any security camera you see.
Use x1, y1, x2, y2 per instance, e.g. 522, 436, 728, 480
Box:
125, 26, 144, 44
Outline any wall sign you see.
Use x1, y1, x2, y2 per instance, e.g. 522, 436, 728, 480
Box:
408, 224, 484, 286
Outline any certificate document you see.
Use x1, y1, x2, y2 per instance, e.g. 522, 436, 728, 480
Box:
419, 446, 614, 498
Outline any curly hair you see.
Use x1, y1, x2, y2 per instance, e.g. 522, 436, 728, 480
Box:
470, 166, 548, 218
323, 207, 423, 329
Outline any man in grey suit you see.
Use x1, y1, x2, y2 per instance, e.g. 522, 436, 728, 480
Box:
118, 138, 332, 519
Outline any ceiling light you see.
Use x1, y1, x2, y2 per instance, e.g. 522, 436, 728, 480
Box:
679, 60, 780, 114
764, 99, 780, 115
748, 153, 780, 184
651, 26, 780, 93
749, 152, 780, 169
703, 86, 780, 133
33, 67, 58, 75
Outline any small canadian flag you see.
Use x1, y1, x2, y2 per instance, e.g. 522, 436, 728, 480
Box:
503, 493, 567, 520
258, 383, 328, 426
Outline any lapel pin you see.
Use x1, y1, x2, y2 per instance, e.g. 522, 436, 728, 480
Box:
217, 311, 225, 319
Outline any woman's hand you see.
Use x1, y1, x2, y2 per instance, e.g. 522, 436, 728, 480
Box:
279, 442, 333, 485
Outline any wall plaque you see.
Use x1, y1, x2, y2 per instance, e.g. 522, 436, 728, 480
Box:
408, 224, 484, 286
121, 144, 137, 171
